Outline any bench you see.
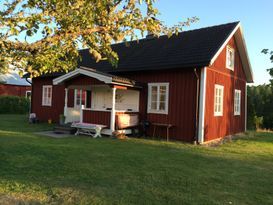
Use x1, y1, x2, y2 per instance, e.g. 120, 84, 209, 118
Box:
152, 123, 173, 141
71, 122, 107, 138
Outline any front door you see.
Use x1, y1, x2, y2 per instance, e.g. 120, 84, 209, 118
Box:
65, 89, 86, 123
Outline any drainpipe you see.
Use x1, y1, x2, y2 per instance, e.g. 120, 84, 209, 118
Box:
25, 78, 32, 85
194, 68, 200, 144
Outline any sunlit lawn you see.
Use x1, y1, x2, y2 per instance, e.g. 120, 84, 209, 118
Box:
0, 114, 273, 204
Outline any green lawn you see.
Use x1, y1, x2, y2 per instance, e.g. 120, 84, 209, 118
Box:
0, 115, 273, 204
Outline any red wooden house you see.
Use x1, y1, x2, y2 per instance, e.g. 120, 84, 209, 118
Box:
0, 71, 31, 97
29, 22, 253, 143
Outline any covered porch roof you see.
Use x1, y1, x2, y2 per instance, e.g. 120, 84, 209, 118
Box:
53, 66, 142, 88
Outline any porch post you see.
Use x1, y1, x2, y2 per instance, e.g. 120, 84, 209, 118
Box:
80, 104, 84, 123
64, 88, 68, 117
110, 87, 116, 133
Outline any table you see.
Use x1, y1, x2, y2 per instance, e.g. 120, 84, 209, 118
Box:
71, 122, 107, 138
152, 123, 173, 141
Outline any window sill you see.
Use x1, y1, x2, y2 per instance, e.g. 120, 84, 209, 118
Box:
214, 113, 223, 117
226, 66, 234, 71
147, 110, 168, 115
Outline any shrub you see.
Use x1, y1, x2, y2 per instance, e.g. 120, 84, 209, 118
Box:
254, 116, 263, 130
0, 96, 30, 114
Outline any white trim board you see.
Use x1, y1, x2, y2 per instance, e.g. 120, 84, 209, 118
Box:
198, 67, 207, 144
53, 68, 112, 85
209, 22, 253, 83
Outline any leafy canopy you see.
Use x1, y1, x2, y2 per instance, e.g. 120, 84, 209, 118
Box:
261, 49, 273, 85
0, 0, 198, 77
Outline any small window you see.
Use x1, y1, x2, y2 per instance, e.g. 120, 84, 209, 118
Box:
42, 85, 52, 106
214, 84, 224, 116
148, 83, 169, 114
26, 91, 31, 99
74, 89, 86, 108
226, 46, 235, 70
234, 89, 241, 115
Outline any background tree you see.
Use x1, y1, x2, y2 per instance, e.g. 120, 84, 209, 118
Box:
261, 49, 273, 86
0, 0, 197, 77
247, 49, 273, 130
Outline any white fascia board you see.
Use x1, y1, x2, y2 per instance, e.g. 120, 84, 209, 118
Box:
236, 26, 254, 83
53, 68, 112, 85
209, 23, 241, 66
209, 23, 254, 83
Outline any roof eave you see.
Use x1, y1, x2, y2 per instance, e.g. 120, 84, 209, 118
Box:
209, 22, 254, 83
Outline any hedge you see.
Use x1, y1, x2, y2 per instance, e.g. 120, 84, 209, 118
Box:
0, 96, 30, 114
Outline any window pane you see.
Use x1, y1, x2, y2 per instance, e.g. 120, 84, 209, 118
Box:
151, 86, 158, 102
82, 90, 86, 106
159, 102, 165, 110
160, 94, 166, 102
151, 102, 157, 110
160, 86, 166, 94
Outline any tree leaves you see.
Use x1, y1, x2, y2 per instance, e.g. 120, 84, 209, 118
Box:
0, 0, 198, 77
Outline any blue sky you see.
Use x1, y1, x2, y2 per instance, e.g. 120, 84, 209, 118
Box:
153, 0, 273, 85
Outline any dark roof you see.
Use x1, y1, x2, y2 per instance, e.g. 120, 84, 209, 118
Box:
79, 22, 240, 73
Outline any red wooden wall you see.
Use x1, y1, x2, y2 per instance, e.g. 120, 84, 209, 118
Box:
83, 110, 111, 127
0, 84, 31, 97
121, 68, 199, 142
31, 77, 65, 122
204, 37, 247, 141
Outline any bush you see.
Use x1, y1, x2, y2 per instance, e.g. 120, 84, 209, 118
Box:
0, 96, 30, 114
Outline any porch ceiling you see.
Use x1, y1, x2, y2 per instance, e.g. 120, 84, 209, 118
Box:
53, 66, 143, 88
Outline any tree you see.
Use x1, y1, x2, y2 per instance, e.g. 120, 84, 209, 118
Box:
0, 0, 198, 77
261, 49, 273, 85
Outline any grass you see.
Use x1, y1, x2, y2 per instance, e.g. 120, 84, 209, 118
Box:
0, 115, 273, 204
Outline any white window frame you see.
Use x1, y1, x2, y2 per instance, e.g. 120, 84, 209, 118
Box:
25, 90, 31, 98
226, 46, 235, 70
42, 85, 52, 106
147, 82, 169, 114
214, 84, 224, 116
234, 89, 241, 116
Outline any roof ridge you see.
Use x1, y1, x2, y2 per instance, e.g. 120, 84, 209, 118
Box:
78, 21, 240, 51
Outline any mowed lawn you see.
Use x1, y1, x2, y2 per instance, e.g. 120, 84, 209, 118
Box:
0, 115, 273, 204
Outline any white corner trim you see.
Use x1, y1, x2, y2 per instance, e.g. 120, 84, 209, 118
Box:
245, 84, 248, 131
198, 67, 207, 144
209, 23, 240, 66
53, 68, 112, 85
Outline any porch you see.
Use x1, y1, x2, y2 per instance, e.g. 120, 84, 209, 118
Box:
53, 67, 143, 135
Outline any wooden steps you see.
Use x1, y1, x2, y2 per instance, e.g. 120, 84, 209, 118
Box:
54, 124, 76, 135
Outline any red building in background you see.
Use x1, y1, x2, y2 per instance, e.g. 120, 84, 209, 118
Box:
0, 71, 31, 97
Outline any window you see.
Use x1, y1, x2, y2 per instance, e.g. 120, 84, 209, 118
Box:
226, 46, 235, 70
26, 91, 31, 99
74, 89, 86, 108
214, 84, 224, 116
234, 89, 241, 115
148, 83, 169, 114
42, 85, 52, 106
